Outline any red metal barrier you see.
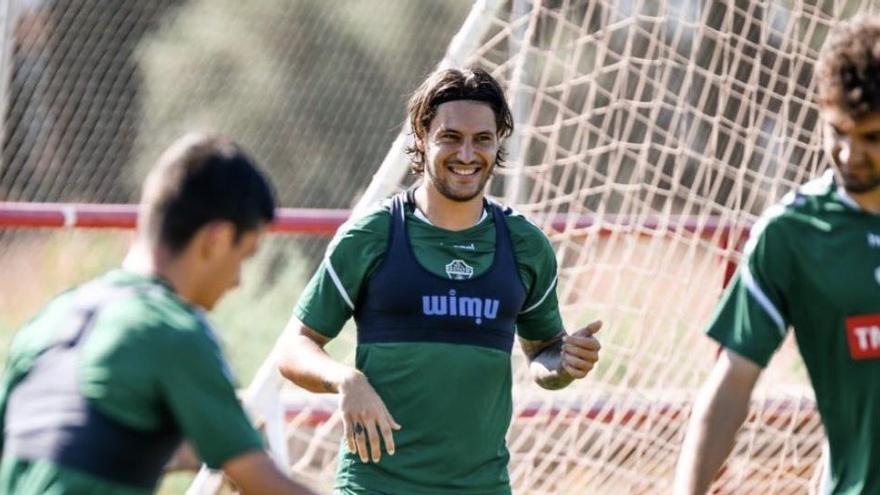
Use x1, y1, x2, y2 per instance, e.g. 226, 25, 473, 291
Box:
0, 202, 350, 235
0, 202, 747, 239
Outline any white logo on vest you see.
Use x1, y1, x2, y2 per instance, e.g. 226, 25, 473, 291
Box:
445, 259, 474, 280
422, 289, 500, 325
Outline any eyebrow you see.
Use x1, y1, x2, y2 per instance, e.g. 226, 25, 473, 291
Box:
434, 127, 496, 136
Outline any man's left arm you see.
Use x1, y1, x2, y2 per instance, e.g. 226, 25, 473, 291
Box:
519, 320, 602, 390
509, 215, 602, 389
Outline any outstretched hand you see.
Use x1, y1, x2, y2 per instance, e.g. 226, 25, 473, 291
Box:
561, 320, 602, 379
338, 371, 401, 464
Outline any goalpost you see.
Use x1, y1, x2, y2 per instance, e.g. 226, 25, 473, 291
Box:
192, 0, 874, 493
0, 1, 870, 493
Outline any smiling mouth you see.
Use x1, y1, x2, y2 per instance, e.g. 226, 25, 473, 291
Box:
449, 166, 481, 176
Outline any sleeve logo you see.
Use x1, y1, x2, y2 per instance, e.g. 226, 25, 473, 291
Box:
845, 314, 880, 360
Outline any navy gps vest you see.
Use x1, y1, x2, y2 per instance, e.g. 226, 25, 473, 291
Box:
3, 280, 182, 490
354, 193, 527, 352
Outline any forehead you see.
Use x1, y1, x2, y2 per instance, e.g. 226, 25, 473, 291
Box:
429, 100, 497, 133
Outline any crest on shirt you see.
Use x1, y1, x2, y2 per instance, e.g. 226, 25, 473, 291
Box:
445, 259, 474, 280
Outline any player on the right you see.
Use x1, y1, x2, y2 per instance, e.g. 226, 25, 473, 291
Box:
674, 16, 880, 495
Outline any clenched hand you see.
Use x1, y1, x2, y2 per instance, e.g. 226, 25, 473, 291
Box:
561, 320, 602, 379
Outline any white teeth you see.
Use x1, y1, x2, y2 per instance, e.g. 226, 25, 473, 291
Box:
450, 167, 479, 176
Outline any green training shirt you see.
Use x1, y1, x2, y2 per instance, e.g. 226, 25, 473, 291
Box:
0, 269, 263, 495
295, 197, 564, 495
707, 170, 880, 495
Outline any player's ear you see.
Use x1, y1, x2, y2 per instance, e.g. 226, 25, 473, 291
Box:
418, 125, 434, 149
197, 221, 237, 260
414, 136, 428, 173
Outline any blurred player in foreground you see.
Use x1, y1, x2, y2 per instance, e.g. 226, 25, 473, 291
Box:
0, 133, 317, 494
675, 16, 880, 495
278, 67, 602, 495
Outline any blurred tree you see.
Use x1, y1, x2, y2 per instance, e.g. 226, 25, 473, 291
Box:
2, 0, 182, 201
134, 0, 472, 208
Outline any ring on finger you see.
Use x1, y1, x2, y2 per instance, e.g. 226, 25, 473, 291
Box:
354, 423, 365, 435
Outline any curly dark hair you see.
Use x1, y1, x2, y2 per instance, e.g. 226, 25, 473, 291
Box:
816, 16, 880, 118
404, 67, 514, 174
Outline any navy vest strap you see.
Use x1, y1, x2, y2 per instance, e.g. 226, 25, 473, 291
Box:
354, 193, 527, 353
4, 280, 182, 489
388, 193, 410, 263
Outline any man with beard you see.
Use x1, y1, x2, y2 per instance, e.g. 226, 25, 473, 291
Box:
278, 67, 602, 495
675, 16, 880, 495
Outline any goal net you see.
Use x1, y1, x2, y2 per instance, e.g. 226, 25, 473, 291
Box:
1, 0, 873, 493
232, 1, 874, 493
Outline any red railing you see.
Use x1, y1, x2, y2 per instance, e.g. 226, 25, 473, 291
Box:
0, 202, 350, 235
0, 202, 746, 238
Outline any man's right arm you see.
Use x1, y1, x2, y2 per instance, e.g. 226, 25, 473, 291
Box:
157, 322, 319, 494
674, 348, 762, 495
278, 321, 359, 394
278, 320, 401, 464
222, 450, 320, 495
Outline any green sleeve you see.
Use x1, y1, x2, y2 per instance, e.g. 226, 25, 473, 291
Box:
0, 342, 26, 455
507, 215, 565, 340
707, 211, 793, 367
0, 363, 25, 455
294, 206, 390, 338
0, 295, 76, 454
157, 320, 263, 469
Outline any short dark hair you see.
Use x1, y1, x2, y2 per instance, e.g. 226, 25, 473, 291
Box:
140, 133, 276, 254
816, 16, 880, 118
405, 66, 514, 173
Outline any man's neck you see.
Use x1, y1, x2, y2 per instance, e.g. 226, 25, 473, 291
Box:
413, 185, 485, 231
121, 240, 199, 305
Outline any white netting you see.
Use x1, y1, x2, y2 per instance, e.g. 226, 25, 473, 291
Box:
0, 0, 473, 205
2, 0, 874, 493
266, 1, 875, 494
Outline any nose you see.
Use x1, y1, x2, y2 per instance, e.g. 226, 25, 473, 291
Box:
458, 139, 476, 164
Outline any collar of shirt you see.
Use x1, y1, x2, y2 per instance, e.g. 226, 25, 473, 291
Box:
412, 206, 489, 226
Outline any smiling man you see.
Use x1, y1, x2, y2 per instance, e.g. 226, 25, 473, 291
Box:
278, 67, 602, 495
675, 16, 880, 495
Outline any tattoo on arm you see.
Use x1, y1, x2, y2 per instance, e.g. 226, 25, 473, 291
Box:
322, 380, 335, 393
520, 332, 573, 390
